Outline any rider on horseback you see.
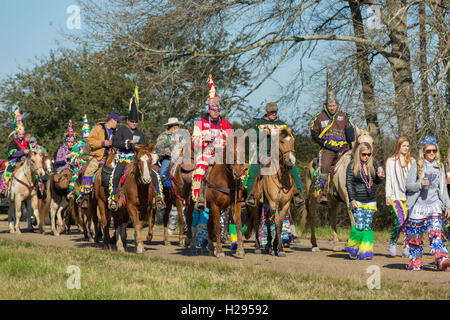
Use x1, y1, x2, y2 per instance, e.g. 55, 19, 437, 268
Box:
108, 87, 165, 211
192, 75, 233, 211
54, 120, 76, 173
244, 102, 304, 207
76, 113, 121, 208
310, 71, 355, 204
155, 117, 184, 190
67, 115, 91, 201
0, 107, 30, 197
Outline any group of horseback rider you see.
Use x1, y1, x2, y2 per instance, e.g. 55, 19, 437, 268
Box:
0, 71, 351, 215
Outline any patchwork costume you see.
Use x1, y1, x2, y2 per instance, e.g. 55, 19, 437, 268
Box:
310, 71, 355, 202
54, 121, 75, 173
191, 75, 233, 209
405, 137, 450, 271
67, 115, 91, 198
0, 107, 30, 195
346, 160, 382, 260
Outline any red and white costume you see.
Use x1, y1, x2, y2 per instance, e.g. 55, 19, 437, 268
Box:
191, 75, 233, 201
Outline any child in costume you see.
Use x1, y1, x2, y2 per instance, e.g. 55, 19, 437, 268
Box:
346, 142, 384, 260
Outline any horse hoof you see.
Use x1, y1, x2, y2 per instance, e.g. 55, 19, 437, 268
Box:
255, 249, 261, 255
9, 229, 15, 234
178, 240, 185, 247
136, 245, 144, 254
235, 250, 245, 258
277, 251, 286, 257
146, 235, 153, 242
312, 247, 320, 252
117, 246, 125, 253
216, 252, 225, 258
164, 241, 171, 246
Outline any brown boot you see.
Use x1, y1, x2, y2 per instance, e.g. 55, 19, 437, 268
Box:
194, 182, 206, 211
155, 194, 166, 211
292, 184, 304, 206
319, 173, 329, 204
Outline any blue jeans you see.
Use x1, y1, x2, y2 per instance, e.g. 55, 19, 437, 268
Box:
160, 157, 172, 189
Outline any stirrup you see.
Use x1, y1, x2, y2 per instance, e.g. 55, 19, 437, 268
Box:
67, 191, 75, 200
245, 194, 257, 207
155, 196, 166, 211
293, 193, 304, 206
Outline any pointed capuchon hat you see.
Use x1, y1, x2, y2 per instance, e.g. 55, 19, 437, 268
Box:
81, 114, 91, 138
128, 86, 140, 122
325, 69, 338, 106
13, 107, 25, 135
65, 120, 75, 142
208, 74, 220, 110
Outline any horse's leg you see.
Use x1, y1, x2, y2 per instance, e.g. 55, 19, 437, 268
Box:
211, 203, 224, 258
231, 200, 245, 257
97, 200, 111, 249
146, 207, 155, 243
275, 202, 290, 257
8, 202, 15, 234
163, 199, 171, 246
175, 198, 184, 246
253, 206, 262, 254
50, 200, 57, 235
184, 200, 194, 247
31, 195, 40, 233
55, 205, 65, 236
128, 205, 144, 254
14, 199, 22, 234
329, 199, 342, 251
309, 198, 320, 252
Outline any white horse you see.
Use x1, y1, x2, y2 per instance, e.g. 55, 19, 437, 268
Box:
7, 151, 45, 234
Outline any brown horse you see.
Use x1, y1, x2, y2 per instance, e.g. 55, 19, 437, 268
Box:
90, 148, 116, 247
115, 144, 158, 253
245, 128, 297, 257
300, 127, 374, 251
201, 136, 246, 257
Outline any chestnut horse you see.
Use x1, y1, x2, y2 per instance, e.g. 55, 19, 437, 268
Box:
115, 144, 159, 253
300, 126, 374, 251
202, 136, 246, 257
245, 128, 297, 257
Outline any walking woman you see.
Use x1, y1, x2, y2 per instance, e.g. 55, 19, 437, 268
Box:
346, 142, 384, 260
385, 137, 415, 257
405, 136, 450, 271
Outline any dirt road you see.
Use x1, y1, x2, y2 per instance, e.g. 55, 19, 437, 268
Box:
0, 218, 449, 290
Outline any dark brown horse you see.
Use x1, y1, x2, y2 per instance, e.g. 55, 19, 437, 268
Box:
116, 144, 158, 253
202, 136, 247, 257
90, 148, 116, 247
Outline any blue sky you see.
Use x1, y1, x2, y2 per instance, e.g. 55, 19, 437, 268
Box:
0, 1, 325, 129
0, 0, 78, 78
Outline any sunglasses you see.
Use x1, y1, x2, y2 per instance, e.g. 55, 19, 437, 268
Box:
425, 149, 437, 154
361, 153, 372, 157
129, 120, 138, 124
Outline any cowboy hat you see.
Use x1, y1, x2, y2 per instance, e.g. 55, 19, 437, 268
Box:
164, 117, 184, 127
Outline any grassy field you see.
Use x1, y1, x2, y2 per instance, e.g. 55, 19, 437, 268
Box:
0, 238, 447, 300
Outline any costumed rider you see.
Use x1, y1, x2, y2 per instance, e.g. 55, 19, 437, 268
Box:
29, 137, 48, 156
76, 113, 121, 208
54, 120, 76, 173
244, 102, 305, 207
108, 87, 165, 211
67, 115, 91, 201
310, 70, 355, 204
192, 74, 233, 211
155, 117, 184, 190
0, 107, 31, 197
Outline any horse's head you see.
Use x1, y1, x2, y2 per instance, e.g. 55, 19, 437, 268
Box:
28, 151, 45, 178
43, 154, 54, 175
134, 144, 157, 185
279, 128, 296, 168
355, 125, 374, 151
105, 147, 117, 168
223, 136, 247, 181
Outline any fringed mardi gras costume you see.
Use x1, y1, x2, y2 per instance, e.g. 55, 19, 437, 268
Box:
347, 201, 376, 260
389, 200, 409, 247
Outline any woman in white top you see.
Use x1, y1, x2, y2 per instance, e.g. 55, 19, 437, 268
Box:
385, 136, 415, 257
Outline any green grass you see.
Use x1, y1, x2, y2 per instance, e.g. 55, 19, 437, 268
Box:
0, 238, 448, 300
